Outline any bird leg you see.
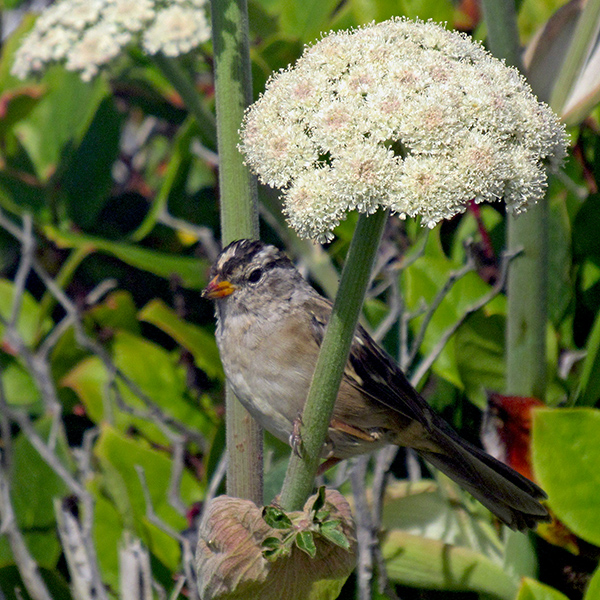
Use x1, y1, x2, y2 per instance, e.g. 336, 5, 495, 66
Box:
289, 413, 304, 458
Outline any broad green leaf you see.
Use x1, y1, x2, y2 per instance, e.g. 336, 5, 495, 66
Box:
532, 408, 600, 545
111, 331, 215, 436
573, 193, 600, 262
455, 312, 505, 409
382, 530, 517, 600
87, 290, 141, 335
139, 299, 223, 379
402, 231, 504, 387
380, 479, 501, 555
295, 531, 317, 558
62, 332, 216, 442
89, 477, 122, 591
584, 566, 600, 600
63, 97, 123, 228
319, 521, 351, 550
44, 227, 208, 290
547, 189, 573, 324
503, 529, 539, 583
0, 565, 71, 600
516, 577, 570, 600
278, 0, 340, 42
0, 279, 53, 346
0, 86, 44, 140
574, 307, 600, 405
399, 0, 454, 22
14, 67, 108, 181
10, 416, 72, 568
94, 426, 204, 570
0, 360, 41, 408
61, 356, 107, 424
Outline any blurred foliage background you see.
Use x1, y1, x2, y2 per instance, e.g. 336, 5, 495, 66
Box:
0, 0, 600, 599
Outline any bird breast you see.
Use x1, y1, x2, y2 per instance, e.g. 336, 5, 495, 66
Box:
216, 306, 318, 444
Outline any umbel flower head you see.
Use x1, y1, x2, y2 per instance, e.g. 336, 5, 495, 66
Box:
11, 0, 210, 82
239, 18, 568, 242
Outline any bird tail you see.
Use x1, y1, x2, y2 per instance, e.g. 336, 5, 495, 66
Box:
418, 428, 549, 531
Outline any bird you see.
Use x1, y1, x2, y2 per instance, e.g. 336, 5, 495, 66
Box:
202, 238, 550, 531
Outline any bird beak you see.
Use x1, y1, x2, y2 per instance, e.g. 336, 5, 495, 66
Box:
202, 275, 237, 299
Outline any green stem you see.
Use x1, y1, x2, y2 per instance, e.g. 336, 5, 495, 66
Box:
480, 0, 523, 70
505, 203, 548, 397
550, 0, 600, 113
210, 0, 262, 503
279, 209, 388, 511
482, 0, 548, 399
152, 53, 217, 149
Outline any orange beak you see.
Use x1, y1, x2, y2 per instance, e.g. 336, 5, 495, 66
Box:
202, 275, 237, 299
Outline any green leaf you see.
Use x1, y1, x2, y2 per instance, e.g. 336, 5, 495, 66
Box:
94, 426, 204, 570
263, 506, 293, 530
13, 66, 108, 181
532, 408, 600, 546
10, 416, 72, 569
63, 97, 123, 228
516, 577, 570, 600
309, 485, 327, 515
0, 360, 41, 408
547, 196, 572, 323
295, 531, 317, 558
44, 227, 209, 290
0, 279, 53, 345
455, 312, 505, 409
402, 231, 504, 387
139, 299, 223, 379
262, 536, 286, 561
0, 86, 44, 141
382, 530, 517, 600
318, 521, 351, 550
278, 0, 340, 42
584, 566, 600, 600
574, 308, 600, 405
62, 331, 216, 443
61, 356, 106, 423
87, 290, 141, 335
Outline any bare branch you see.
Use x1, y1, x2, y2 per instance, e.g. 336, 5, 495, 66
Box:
168, 438, 188, 517
135, 466, 199, 600
119, 534, 153, 600
407, 255, 475, 368
9, 214, 34, 330
6, 408, 84, 497
0, 374, 53, 600
158, 210, 220, 262
54, 498, 109, 600
410, 249, 519, 387
350, 456, 375, 600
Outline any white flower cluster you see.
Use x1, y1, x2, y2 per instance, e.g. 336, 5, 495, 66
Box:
240, 18, 568, 242
12, 0, 210, 82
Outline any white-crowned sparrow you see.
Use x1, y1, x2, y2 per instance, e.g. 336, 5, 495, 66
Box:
203, 239, 549, 531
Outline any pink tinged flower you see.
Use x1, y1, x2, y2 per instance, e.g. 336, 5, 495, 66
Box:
239, 18, 568, 242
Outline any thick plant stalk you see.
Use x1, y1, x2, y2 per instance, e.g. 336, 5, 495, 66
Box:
279, 209, 388, 511
481, 0, 548, 398
210, 0, 262, 503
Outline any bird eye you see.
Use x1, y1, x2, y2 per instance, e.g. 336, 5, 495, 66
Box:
247, 268, 263, 283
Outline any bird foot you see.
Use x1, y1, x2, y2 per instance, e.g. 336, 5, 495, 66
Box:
289, 414, 304, 458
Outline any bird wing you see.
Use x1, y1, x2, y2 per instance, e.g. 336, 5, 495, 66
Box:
306, 296, 437, 432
